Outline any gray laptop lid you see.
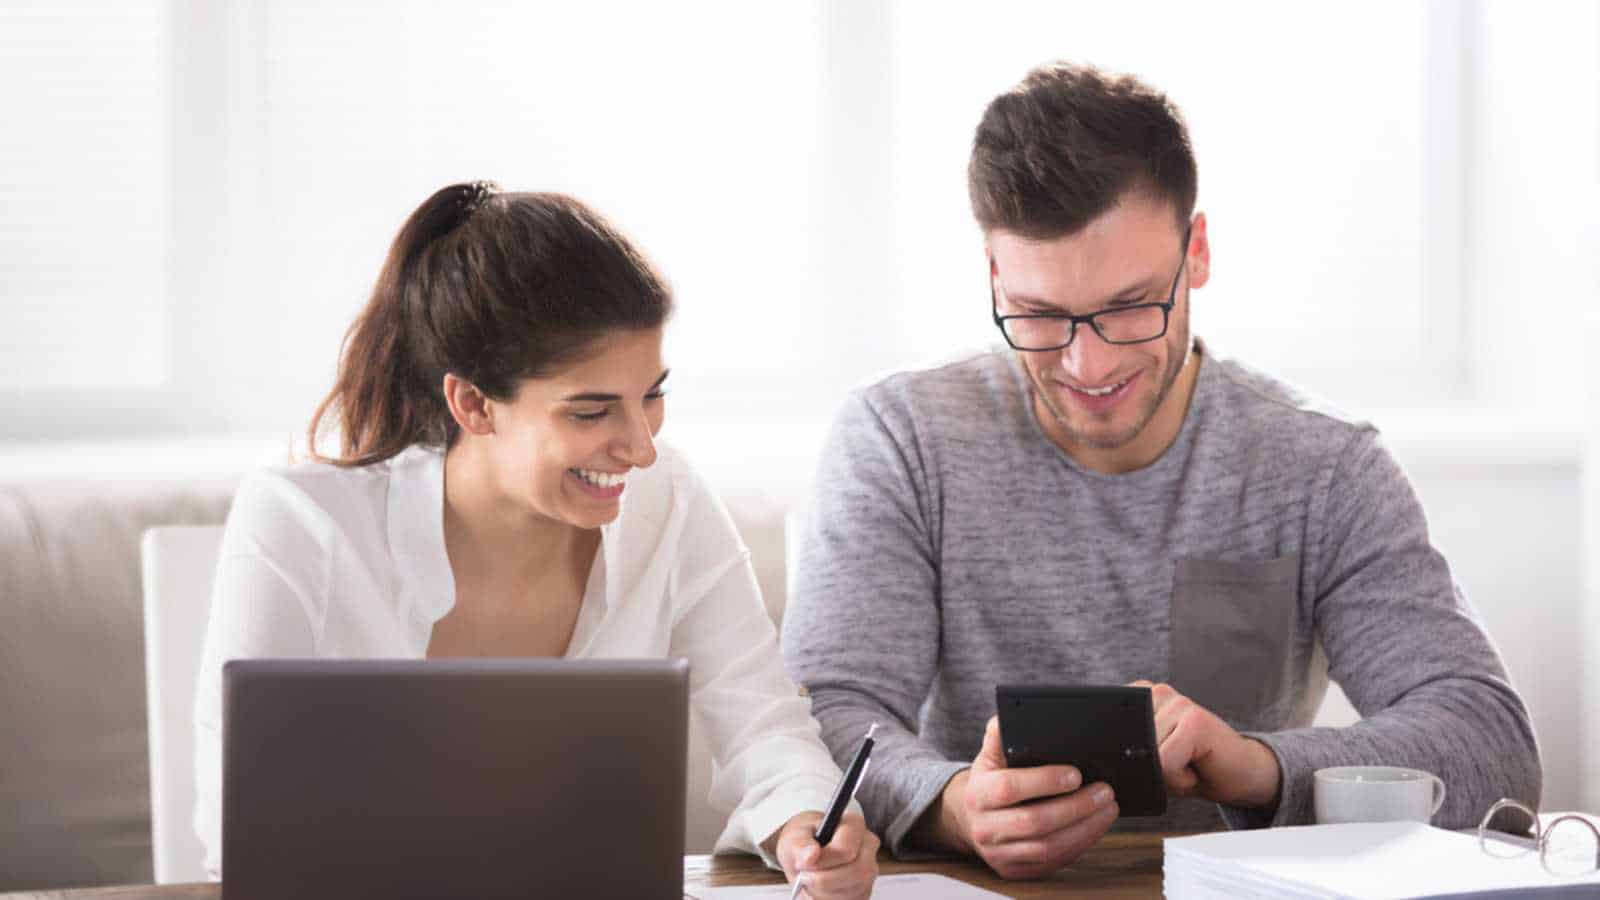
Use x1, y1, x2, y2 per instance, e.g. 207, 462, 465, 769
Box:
222, 658, 689, 900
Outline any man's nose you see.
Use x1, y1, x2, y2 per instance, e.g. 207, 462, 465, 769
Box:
1057, 326, 1123, 386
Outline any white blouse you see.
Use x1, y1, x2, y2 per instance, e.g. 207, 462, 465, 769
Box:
193, 443, 841, 877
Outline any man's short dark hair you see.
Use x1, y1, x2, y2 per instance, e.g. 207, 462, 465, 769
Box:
969, 61, 1197, 240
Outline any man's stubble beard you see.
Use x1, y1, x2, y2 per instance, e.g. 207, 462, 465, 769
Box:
1029, 313, 1192, 452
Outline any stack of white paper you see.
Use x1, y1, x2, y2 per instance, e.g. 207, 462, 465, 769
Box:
1164, 821, 1600, 899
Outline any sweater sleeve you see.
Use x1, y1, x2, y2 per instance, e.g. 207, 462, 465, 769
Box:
781, 391, 968, 857
1222, 429, 1542, 830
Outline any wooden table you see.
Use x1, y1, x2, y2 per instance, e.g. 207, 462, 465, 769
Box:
3, 833, 1166, 899
686, 833, 1165, 898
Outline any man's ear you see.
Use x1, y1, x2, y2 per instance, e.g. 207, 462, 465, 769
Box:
442, 373, 495, 437
1186, 211, 1211, 290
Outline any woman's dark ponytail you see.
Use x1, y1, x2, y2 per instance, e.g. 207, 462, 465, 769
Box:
308, 181, 671, 467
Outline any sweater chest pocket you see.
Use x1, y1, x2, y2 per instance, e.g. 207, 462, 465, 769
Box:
1169, 555, 1299, 730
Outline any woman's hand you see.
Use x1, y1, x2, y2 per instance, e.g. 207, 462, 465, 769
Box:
769, 810, 880, 899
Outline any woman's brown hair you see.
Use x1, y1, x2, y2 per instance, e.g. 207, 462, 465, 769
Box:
308, 182, 673, 466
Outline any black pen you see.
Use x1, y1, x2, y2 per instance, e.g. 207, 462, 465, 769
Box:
791, 723, 877, 899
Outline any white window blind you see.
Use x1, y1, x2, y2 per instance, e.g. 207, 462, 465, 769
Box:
7, 1, 1584, 437
0, 2, 166, 390
201, 1, 828, 428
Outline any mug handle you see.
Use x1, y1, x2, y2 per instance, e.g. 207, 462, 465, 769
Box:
1427, 774, 1447, 818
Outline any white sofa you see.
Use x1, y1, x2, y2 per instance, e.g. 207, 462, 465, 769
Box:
2, 467, 235, 889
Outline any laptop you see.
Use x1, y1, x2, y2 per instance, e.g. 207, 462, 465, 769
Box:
221, 658, 689, 900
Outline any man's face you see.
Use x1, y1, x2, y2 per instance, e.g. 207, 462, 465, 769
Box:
988, 195, 1209, 471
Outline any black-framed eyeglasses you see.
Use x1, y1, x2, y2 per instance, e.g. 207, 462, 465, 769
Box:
991, 225, 1192, 352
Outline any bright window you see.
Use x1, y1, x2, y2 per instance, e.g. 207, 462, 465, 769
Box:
0, 2, 167, 390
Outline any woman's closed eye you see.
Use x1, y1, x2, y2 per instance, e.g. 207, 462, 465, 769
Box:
568, 390, 666, 423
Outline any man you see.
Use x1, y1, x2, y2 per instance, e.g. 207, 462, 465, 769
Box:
781, 62, 1541, 880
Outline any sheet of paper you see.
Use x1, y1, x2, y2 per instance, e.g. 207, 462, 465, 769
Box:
685, 872, 1011, 899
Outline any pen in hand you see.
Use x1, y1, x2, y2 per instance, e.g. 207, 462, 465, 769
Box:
791, 723, 877, 900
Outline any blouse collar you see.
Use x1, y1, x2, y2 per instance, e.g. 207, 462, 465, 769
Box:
385, 444, 456, 626
383, 443, 622, 651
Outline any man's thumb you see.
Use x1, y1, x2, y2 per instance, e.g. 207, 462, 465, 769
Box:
975, 715, 1007, 770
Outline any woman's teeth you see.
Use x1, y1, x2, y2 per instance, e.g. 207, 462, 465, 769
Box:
573, 468, 625, 488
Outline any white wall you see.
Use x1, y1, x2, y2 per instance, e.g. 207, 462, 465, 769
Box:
1585, 3, 1600, 822
1461, 0, 1599, 814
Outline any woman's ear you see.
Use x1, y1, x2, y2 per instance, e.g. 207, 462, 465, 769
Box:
442, 373, 495, 437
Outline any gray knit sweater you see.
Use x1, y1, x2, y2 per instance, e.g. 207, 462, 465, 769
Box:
781, 342, 1540, 855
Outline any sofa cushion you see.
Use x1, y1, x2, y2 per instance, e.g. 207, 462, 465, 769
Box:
0, 478, 234, 890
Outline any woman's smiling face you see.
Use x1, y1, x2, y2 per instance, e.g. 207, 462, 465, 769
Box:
476, 326, 668, 530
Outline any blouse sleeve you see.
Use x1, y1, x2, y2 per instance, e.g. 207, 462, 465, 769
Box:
664, 461, 846, 868
192, 474, 327, 878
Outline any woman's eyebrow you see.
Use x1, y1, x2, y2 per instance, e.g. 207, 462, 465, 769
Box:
560, 369, 670, 403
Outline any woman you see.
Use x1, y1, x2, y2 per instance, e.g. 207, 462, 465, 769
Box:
193, 181, 878, 897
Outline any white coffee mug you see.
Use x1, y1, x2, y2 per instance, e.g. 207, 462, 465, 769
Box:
1314, 766, 1446, 825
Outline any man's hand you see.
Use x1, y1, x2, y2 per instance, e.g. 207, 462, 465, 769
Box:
765, 810, 879, 900
916, 716, 1119, 880
1134, 680, 1282, 810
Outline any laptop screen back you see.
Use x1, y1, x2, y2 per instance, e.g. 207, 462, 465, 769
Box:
222, 658, 688, 900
